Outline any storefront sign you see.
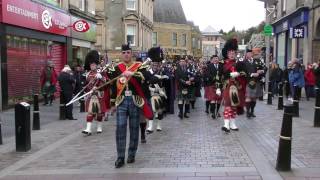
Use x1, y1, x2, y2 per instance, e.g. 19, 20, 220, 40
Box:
264, 24, 273, 36
71, 16, 96, 42
1, 0, 71, 36
72, 20, 90, 32
290, 27, 305, 38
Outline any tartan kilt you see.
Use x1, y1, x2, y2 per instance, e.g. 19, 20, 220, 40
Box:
246, 85, 257, 98
177, 88, 191, 101
206, 85, 222, 101
85, 94, 107, 114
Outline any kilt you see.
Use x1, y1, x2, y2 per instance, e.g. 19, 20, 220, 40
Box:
85, 93, 107, 114
223, 81, 239, 107
246, 85, 257, 98
205, 85, 222, 101
177, 88, 191, 101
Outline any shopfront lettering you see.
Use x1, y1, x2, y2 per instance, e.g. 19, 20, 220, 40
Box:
7, 4, 38, 20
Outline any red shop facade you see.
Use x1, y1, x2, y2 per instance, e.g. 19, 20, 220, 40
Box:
0, 0, 72, 109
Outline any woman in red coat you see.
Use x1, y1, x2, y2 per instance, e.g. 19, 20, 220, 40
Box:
304, 63, 316, 100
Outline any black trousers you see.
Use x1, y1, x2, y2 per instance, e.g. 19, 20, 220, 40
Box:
63, 92, 73, 119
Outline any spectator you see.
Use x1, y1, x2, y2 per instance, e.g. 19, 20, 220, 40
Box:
304, 63, 316, 101
73, 63, 86, 106
40, 60, 57, 106
289, 60, 305, 100
58, 65, 77, 120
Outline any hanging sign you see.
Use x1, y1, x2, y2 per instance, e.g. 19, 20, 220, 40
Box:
72, 20, 90, 32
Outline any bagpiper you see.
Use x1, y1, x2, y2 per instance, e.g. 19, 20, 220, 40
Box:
221, 38, 242, 133
109, 44, 153, 168
82, 50, 107, 135
176, 57, 192, 119
146, 47, 168, 133
244, 49, 265, 118
186, 57, 199, 110
206, 55, 223, 119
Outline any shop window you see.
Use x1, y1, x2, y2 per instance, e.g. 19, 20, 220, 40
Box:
126, 24, 136, 46
127, 0, 136, 10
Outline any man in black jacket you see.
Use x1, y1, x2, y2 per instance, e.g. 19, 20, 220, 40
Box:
58, 65, 76, 120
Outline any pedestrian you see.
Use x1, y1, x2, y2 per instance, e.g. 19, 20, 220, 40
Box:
313, 60, 320, 90
289, 60, 305, 100
304, 63, 316, 100
40, 60, 57, 106
58, 65, 77, 120
221, 38, 242, 133
82, 50, 107, 135
73, 63, 86, 107
109, 44, 153, 168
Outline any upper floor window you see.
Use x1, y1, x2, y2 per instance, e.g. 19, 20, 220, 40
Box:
127, 24, 136, 46
172, 33, 178, 47
182, 34, 187, 47
127, 0, 136, 10
152, 32, 158, 47
281, 0, 286, 14
39, 0, 62, 8
79, 0, 87, 11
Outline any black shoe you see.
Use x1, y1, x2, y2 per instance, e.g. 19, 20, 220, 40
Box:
211, 114, 216, 119
184, 113, 189, 118
251, 113, 256, 118
81, 130, 92, 136
221, 127, 230, 133
115, 158, 125, 168
246, 113, 252, 118
146, 130, 153, 134
178, 113, 183, 119
230, 128, 239, 131
127, 156, 135, 164
141, 139, 147, 144
205, 110, 209, 114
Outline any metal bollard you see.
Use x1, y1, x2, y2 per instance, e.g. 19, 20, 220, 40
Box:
80, 98, 85, 113
59, 93, 66, 120
276, 104, 294, 171
15, 102, 31, 152
32, 94, 40, 130
292, 86, 299, 117
278, 82, 284, 110
267, 81, 272, 105
314, 88, 320, 127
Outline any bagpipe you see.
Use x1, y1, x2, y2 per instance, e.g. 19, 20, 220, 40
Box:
66, 58, 152, 106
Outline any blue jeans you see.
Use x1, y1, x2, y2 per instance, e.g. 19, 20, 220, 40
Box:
116, 96, 140, 159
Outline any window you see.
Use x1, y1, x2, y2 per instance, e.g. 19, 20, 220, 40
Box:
192, 38, 196, 48
79, 0, 86, 11
182, 34, 187, 47
172, 33, 177, 46
127, 0, 136, 10
152, 32, 158, 47
126, 24, 136, 46
281, 0, 286, 14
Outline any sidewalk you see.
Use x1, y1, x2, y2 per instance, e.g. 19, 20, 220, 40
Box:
0, 97, 319, 180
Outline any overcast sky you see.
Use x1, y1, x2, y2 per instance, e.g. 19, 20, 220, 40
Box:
180, 0, 266, 32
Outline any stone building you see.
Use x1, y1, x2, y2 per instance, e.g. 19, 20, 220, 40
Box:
153, 0, 194, 60
105, 0, 154, 59
201, 26, 224, 60
189, 21, 203, 59
259, 0, 320, 67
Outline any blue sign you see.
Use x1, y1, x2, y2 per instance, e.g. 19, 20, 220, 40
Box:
291, 27, 305, 38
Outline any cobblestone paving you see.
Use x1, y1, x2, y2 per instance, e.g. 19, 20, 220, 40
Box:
0, 97, 320, 180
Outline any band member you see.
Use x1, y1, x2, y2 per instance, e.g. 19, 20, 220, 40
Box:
162, 62, 176, 114
244, 49, 265, 118
82, 50, 107, 135
146, 47, 168, 133
110, 44, 153, 168
202, 61, 211, 114
206, 55, 223, 119
176, 57, 192, 119
221, 38, 241, 133
186, 57, 198, 109
40, 60, 57, 106
236, 57, 247, 115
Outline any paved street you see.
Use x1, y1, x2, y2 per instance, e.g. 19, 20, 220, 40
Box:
0, 97, 319, 180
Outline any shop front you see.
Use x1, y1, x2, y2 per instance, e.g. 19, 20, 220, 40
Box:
273, 7, 309, 68
70, 15, 96, 67
0, 0, 71, 108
